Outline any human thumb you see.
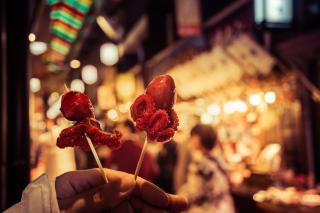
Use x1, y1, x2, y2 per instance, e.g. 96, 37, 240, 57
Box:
57, 169, 136, 213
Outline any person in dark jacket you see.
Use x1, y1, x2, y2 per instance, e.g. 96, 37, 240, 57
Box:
106, 120, 158, 182
155, 140, 178, 193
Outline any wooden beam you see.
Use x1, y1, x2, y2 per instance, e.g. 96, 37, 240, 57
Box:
203, 0, 251, 29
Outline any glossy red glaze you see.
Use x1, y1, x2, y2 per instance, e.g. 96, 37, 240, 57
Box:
60, 91, 94, 121
146, 75, 176, 110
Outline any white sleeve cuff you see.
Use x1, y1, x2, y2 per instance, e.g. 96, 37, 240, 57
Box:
4, 173, 60, 213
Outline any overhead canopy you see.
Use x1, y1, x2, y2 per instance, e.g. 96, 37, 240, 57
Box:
168, 34, 275, 100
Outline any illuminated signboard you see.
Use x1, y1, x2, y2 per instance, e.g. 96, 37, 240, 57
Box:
254, 0, 293, 28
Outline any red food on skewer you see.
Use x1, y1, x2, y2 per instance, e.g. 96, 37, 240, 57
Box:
169, 110, 179, 131
130, 94, 156, 130
156, 128, 175, 142
57, 91, 122, 151
146, 75, 176, 110
148, 110, 170, 138
60, 91, 94, 121
130, 75, 179, 142
86, 126, 122, 150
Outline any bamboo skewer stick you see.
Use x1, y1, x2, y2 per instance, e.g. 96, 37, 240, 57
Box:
134, 137, 149, 180
64, 84, 70, 92
85, 134, 109, 183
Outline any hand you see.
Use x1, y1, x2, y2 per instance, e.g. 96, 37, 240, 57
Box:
55, 168, 188, 213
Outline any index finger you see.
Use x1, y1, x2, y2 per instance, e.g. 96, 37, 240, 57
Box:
133, 177, 188, 212
134, 176, 169, 207
167, 194, 188, 213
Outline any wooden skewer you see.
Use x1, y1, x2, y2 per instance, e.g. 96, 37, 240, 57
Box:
134, 137, 149, 180
85, 134, 109, 183
64, 84, 70, 92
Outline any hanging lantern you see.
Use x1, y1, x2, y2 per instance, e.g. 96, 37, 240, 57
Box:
249, 94, 262, 106
81, 65, 98, 85
70, 79, 85, 92
30, 41, 47, 55
70, 59, 81, 69
100, 43, 119, 66
265, 91, 276, 104
30, 78, 41, 93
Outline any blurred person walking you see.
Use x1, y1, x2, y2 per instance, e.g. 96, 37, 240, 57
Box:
178, 124, 235, 213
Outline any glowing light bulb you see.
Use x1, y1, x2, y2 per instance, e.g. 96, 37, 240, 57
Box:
234, 100, 248, 113
70, 59, 81, 69
107, 109, 119, 121
29, 41, 47, 55
100, 43, 119, 66
249, 94, 262, 106
81, 65, 98, 85
30, 78, 41, 92
28, 33, 36, 42
223, 102, 235, 114
70, 79, 85, 92
207, 104, 221, 115
265, 91, 276, 104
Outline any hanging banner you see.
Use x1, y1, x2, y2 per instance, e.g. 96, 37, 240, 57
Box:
175, 0, 201, 37
45, 0, 93, 69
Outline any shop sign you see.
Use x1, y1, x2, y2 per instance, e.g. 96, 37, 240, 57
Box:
175, 0, 201, 37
